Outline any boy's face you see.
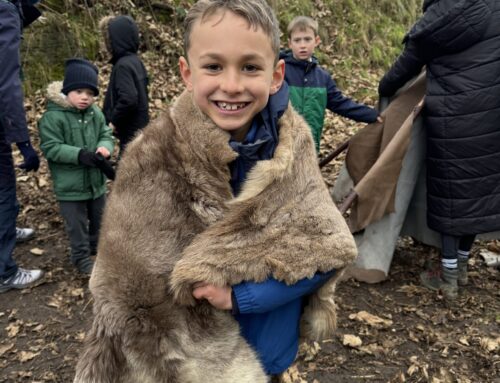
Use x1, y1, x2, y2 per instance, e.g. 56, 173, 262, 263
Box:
288, 28, 320, 61
179, 10, 284, 140
66, 89, 95, 110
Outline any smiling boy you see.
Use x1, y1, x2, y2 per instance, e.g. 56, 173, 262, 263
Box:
74, 1, 356, 382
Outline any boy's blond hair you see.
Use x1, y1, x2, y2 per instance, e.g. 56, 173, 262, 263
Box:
287, 15, 319, 38
183, 0, 281, 62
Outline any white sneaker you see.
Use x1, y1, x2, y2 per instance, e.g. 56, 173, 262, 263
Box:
16, 227, 35, 242
0, 268, 44, 293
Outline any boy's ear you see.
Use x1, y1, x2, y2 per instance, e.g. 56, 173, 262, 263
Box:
287, 38, 292, 49
179, 56, 193, 91
315, 35, 321, 47
270, 59, 285, 95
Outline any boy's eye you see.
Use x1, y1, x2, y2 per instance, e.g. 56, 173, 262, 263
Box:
242, 64, 259, 73
203, 64, 222, 72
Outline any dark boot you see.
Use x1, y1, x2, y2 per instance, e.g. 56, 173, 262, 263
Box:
74, 257, 94, 275
457, 258, 468, 286
420, 265, 458, 300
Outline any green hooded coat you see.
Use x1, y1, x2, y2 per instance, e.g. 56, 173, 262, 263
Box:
38, 81, 114, 201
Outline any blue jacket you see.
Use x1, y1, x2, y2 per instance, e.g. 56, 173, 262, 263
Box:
228, 82, 335, 374
280, 51, 378, 152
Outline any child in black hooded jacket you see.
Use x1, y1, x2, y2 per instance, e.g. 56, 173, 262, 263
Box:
100, 15, 149, 156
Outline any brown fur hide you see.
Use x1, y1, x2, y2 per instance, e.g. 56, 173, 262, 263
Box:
73, 90, 357, 383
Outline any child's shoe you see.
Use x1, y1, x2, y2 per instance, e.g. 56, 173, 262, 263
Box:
74, 257, 94, 275
0, 268, 44, 293
420, 266, 458, 300
16, 227, 35, 242
457, 258, 468, 286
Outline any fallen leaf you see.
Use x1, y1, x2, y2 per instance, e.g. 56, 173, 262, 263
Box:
458, 336, 470, 346
0, 343, 14, 357
18, 350, 40, 362
30, 247, 45, 256
479, 337, 499, 352
349, 310, 393, 328
342, 334, 362, 347
6, 323, 20, 338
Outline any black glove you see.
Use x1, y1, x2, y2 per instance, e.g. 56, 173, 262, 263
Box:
95, 153, 116, 181
16, 141, 40, 171
78, 149, 99, 167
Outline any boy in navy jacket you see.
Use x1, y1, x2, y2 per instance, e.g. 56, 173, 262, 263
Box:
282, 16, 380, 152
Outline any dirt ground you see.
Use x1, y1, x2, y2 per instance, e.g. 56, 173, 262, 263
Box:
1, 113, 499, 382
1, 168, 499, 383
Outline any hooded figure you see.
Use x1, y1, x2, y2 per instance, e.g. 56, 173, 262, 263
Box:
378, 0, 500, 300
379, 0, 500, 237
100, 15, 149, 154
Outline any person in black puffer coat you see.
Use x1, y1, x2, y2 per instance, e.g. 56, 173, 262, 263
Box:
379, 0, 500, 300
100, 15, 149, 156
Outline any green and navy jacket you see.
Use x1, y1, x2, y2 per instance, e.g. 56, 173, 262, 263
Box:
280, 50, 378, 152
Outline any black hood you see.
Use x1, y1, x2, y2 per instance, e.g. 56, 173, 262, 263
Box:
422, 0, 439, 12
108, 15, 140, 62
410, 0, 493, 54
9, 0, 42, 28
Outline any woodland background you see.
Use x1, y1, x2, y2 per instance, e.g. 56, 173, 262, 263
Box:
0, 1, 498, 382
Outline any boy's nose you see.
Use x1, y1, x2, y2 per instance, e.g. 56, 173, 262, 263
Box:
220, 71, 243, 94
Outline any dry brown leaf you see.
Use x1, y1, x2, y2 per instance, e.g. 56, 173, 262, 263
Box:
479, 337, 499, 352
18, 350, 40, 362
6, 322, 20, 338
458, 336, 470, 346
349, 310, 393, 328
0, 343, 15, 357
342, 334, 362, 347
30, 247, 45, 256
70, 287, 85, 297
486, 240, 500, 253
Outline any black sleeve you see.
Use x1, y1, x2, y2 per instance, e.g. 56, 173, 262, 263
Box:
109, 65, 139, 127
378, 38, 426, 97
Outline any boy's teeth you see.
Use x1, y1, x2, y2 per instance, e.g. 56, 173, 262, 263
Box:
218, 102, 245, 110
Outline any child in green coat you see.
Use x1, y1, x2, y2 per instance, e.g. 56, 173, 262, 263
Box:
38, 58, 115, 274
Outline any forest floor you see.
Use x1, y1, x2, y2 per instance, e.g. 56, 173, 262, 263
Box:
1, 100, 499, 383
1, 150, 498, 383
1, 217, 499, 382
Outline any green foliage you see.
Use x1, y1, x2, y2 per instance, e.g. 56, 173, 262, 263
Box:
21, 0, 422, 96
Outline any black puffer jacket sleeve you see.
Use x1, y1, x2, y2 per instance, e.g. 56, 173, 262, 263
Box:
378, 38, 426, 97
109, 65, 138, 127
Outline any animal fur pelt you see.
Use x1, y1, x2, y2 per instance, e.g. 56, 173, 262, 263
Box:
73, 90, 357, 383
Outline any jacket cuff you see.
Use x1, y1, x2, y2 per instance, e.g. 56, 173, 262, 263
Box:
232, 282, 257, 314
230, 290, 239, 315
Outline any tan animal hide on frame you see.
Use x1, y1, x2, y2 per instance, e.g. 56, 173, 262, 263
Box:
74, 90, 357, 383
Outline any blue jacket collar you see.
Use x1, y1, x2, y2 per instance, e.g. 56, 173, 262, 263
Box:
228, 82, 289, 195
280, 50, 319, 69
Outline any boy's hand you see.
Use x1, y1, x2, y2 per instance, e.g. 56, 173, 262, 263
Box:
377, 115, 384, 123
192, 282, 232, 310
96, 146, 110, 158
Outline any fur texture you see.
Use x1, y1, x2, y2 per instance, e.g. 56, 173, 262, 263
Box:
74, 90, 357, 382
46, 81, 72, 108
99, 16, 113, 54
